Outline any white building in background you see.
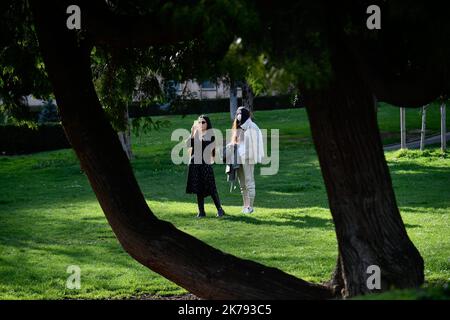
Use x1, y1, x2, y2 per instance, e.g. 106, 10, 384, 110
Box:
23, 96, 56, 109
172, 80, 242, 100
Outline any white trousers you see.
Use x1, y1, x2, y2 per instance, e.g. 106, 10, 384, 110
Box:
237, 162, 255, 207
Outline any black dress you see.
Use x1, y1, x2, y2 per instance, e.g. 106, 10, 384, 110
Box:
186, 134, 218, 197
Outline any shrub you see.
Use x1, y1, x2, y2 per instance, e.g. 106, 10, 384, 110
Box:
128, 94, 302, 117
0, 124, 70, 155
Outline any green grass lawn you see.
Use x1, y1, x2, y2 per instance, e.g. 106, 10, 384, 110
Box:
0, 105, 449, 299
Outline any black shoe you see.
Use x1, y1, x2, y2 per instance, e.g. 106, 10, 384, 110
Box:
197, 211, 206, 218
217, 208, 225, 217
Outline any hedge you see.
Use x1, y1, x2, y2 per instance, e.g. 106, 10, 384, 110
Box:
0, 124, 70, 155
129, 94, 301, 117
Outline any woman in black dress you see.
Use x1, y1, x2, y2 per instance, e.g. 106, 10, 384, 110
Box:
186, 115, 225, 218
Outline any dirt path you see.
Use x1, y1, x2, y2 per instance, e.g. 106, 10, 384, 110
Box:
384, 133, 450, 151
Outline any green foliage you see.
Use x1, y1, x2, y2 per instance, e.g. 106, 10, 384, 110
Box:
0, 0, 52, 125
242, 1, 334, 90
131, 117, 171, 137
3, 0, 450, 125
0, 106, 10, 125
392, 149, 448, 160
91, 47, 163, 132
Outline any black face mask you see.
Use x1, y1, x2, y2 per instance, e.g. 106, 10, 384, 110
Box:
235, 107, 250, 126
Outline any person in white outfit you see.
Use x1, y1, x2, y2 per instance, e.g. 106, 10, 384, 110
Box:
230, 106, 264, 214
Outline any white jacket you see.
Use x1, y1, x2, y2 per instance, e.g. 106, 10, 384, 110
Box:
237, 119, 264, 164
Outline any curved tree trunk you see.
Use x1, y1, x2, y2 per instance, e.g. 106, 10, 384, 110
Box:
304, 46, 424, 297
31, 0, 332, 300
324, 254, 345, 297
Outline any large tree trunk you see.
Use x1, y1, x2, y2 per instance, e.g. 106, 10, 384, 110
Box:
229, 80, 238, 120
242, 81, 254, 113
304, 46, 424, 297
31, 0, 332, 300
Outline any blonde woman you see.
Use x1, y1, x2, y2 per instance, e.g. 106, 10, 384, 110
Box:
230, 107, 264, 214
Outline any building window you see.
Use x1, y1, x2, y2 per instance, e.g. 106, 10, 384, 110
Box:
201, 80, 216, 90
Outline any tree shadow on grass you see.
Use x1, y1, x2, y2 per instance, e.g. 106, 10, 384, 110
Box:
388, 162, 450, 211
222, 213, 335, 230
222, 212, 420, 230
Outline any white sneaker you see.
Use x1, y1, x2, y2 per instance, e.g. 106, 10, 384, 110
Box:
243, 207, 254, 214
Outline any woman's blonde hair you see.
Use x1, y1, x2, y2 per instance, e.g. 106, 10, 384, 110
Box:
231, 109, 253, 143
231, 119, 238, 144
